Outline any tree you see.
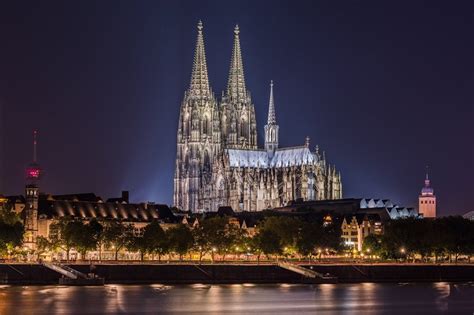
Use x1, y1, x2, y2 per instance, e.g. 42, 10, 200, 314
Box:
253, 229, 282, 260
89, 219, 104, 260
142, 221, 169, 261
0, 202, 24, 258
49, 216, 74, 261
362, 234, 383, 257
231, 229, 250, 259
0, 221, 24, 258
67, 220, 97, 260
36, 236, 51, 259
197, 216, 228, 262
439, 216, 474, 262
126, 233, 147, 261
167, 224, 194, 261
295, 222, 322, 260
260, 216, 299, 249
192, 225, 209, 263
103, 221, 134, 260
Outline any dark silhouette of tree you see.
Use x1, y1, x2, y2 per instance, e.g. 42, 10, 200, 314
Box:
167, 224, 194, 261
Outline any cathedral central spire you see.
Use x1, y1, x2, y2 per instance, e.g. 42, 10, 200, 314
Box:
226, 24, 247, 101
264, 80, 279, 155
189, 21, 210, 96
267, 80, 276, 125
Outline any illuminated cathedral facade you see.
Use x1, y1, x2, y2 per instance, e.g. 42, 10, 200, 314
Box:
174, 22, 342, 212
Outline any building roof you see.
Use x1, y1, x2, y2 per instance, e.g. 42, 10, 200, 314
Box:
343, 213, 382, 225
226, 146, 316, 168
38, 199, 177, 223
420, 173, 434, 196
462, 211, 474, 220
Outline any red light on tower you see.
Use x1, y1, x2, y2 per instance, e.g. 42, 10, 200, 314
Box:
26, 166, 41, 179
26, 130, 42, 181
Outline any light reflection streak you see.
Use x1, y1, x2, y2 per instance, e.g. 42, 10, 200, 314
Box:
0, 282, 471, 314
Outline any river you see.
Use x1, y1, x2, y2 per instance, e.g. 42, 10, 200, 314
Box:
0, 282, 472, 314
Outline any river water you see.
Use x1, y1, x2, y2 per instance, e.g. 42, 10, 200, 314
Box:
0, 282, 472, 314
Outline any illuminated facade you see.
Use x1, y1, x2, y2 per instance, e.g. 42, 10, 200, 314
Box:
341, 214, 383, 251
174, 22, 342, 212
418, 172, 436, 218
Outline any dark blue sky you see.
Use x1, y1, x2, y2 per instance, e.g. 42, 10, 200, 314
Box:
0, 1, 472, 215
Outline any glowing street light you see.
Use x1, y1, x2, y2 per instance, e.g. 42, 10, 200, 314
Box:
400, 247, 406, 254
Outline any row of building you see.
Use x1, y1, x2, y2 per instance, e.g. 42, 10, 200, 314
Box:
1, 185, 424, 254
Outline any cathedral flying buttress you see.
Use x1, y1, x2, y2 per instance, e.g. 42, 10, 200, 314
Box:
174, 22, 342, 212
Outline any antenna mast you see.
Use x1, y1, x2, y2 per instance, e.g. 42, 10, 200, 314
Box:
33, 130, 38, 163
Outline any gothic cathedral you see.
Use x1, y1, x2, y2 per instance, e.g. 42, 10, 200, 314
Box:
174, 22, 342, 212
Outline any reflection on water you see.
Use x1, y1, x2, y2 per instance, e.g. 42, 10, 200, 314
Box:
0, 282, 473, 314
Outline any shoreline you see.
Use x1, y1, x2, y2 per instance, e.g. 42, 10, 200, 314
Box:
1, 263, 473, 285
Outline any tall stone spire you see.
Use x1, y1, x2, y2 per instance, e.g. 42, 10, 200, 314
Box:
264, 80, 279, 155
226, 25, 247, 101
267, 80, 276, 124
221, 24, 257, 149
189, 21, 210, 96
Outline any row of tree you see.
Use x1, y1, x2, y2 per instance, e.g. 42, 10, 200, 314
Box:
363, 217, 474, 262
37, 215, 342, 262
2, 205, 473, 263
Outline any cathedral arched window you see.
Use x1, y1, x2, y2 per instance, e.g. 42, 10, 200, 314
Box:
202, 115, 211, 135
240, 118, 248, 139
203, 150, 211, 173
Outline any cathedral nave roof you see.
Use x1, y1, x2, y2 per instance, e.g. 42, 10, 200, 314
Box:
225, 146, 316, 169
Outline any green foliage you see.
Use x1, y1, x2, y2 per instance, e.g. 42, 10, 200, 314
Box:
362, 234, 383, 256
142, 221, 169, 259
0, 221, 24, 256
103, 220, 134, 260
380, 216, 474, 261
192, 216, 239, 260
295, 222, 322, 257
49, 217, 103, 260
167, 224, 194, 259
260, 216, 299, 248
0, 203, 24, 256
253, 229, 282, 257
0, 202, 22, 225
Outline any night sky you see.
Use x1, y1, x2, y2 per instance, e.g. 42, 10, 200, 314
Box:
0, 1, 472, 215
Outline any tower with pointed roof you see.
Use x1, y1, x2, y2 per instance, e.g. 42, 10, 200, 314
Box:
24, 130, 42, 250
220, 25, 257, 149
174, 21, 222, 212
264, 81, 279, 157
418, 169, 436, 217
173, 23, 342, 212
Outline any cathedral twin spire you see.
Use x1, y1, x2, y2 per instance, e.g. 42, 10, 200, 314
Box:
190, 21, 247, 101
227, 25, 247, 102
189, 21, 210, 96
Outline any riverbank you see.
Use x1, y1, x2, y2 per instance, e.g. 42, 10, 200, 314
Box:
1, 263, 473, 285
